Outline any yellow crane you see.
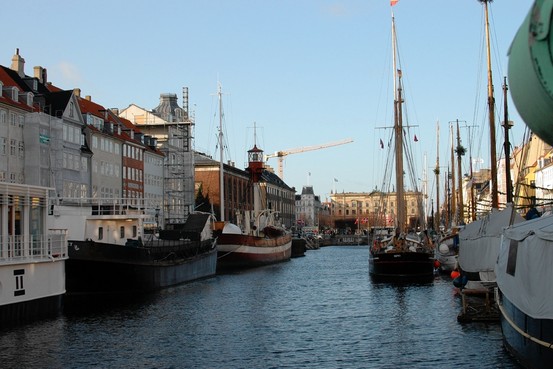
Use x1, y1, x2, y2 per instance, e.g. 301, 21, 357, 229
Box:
264, 138, 354, 180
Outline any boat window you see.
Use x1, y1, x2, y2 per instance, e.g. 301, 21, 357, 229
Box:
132, 225, 137, 238
506, 239, 518, 276
120, 226, 125, 239
98, 227, 103, 240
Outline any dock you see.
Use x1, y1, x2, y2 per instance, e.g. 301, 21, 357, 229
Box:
457, 285, 499, 323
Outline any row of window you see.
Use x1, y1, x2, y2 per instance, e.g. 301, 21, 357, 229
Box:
63, 181, 88, 199
123, 167, 143, 181
144, 173, 163, 187
63, 152, 88, 171
63, 123, 83, 145
92, 160, 119, 177
92, 135, 121, 154
0, 109, 24, 127
0, 171, 24, 183
333, 200, 418, 208
97, 225, 138, 241
335, 208, 417, 216
124, 144, 143, 161
0, 137, 24, 157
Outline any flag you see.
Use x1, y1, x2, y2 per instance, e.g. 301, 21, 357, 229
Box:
379, 139, 384, 149
391, 0, 399, 6
414, 135, 418, 142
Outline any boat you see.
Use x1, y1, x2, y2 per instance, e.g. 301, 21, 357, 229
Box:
51, 199, 217, 294
368, 4, 435, 281
0, 183, 68, 326
494, 1, 553, 366
212, 85, 291, 270
496, 215, 553, 368
291, 237, 307, 257
455, 0, 524, 291
215, 143, 292, 270
435, 229, 459, 273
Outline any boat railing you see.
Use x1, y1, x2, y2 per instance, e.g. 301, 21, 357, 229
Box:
0, 229, 68, 264
50, 197, 162, 216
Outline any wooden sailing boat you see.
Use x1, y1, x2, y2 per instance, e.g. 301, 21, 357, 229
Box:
456, 0, 523, 288
213, 84, 292, 270
368, 6, 435, 281
496, 0, 553, 366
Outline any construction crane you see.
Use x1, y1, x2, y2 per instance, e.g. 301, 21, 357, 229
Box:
264, 138, 354, 180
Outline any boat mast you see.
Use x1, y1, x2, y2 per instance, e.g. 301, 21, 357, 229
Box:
435, 121, 440, 231
392, 12, 406, 233
450, 123, 456, 226
481, 0, 499, 209
217, 82, 225, 222
456, 120, 464, 224
502, 77, 513, 204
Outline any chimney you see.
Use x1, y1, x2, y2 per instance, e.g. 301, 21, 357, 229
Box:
73, 88, 81, 97
85, 95, 91, 101
42, 68, 47, 84
34, 66, 44, 83
110, 108, 119, 115
10, 48, 25, 77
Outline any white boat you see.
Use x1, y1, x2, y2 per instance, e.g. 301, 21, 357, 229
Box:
435, 230, 459, 273
0, 183, 68, 325
458, 204, 523, 287
495, 1, 553, 366
496, 214, 553, 368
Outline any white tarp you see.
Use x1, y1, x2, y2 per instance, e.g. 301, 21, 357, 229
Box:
458, 205, 523, 273
496, 214, 553, 319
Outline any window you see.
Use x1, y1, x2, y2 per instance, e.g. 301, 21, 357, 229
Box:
98, 227, 103, 240
132, 226, 137, 238
120, 226, 125, 239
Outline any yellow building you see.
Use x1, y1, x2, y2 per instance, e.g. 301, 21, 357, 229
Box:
330, 190, 424, 233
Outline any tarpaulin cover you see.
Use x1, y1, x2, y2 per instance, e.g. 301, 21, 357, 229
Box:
496, 214, 553, 319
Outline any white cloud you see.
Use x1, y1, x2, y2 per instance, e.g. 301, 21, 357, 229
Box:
56, 61, 82, 86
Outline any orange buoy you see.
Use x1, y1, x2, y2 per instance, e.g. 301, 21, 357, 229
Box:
451, 270, 460, 279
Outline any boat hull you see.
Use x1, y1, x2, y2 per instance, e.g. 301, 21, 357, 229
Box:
369, 251, 435, 281
437, 254, 457, 273
217, 233, 292, 270
0, 261, 66, 326
66, 240, 217, 294
498, 291, 553, 369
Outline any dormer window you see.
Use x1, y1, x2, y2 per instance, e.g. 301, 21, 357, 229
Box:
69, 102, 74, 118
11, 87, 18, 101
26, 92, 33, 107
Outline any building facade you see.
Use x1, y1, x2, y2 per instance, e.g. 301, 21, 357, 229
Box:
295, 185, 321, 229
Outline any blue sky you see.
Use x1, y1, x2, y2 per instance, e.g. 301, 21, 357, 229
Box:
4, 1, 534, 203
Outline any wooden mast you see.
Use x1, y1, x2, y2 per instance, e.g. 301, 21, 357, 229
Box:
450, 123, 456, 225
217, 82, 225, 221
481, 0, 499, 209
502, 76, 513, 204
392, 12, 406, 233
435, 121, 440, 231
456, 120, 464, 224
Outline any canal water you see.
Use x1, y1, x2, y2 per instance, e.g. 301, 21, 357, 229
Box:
1, 246, 519, 368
